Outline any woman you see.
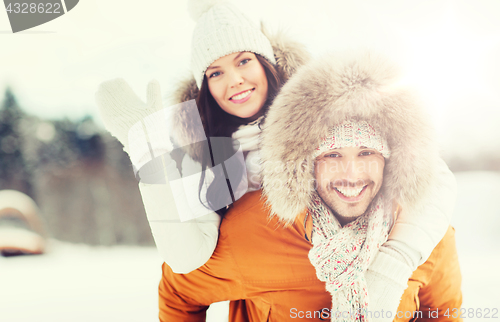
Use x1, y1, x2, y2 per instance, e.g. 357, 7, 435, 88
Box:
96, 0, 456, 316
96, 0, 310, 274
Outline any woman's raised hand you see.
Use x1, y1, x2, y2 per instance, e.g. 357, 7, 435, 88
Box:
95, 79, 173, 169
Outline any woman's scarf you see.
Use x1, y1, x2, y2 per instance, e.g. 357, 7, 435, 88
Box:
232, 116, 264, 192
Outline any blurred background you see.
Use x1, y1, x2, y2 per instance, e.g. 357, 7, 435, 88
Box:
1, 0, 499, 321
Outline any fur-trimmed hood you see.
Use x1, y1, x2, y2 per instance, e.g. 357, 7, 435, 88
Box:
260, 52, 439, 223
169, 26, 311, 163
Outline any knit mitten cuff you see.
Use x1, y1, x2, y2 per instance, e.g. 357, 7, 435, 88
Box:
368, 247, 414, 289
365, 249, 414, 321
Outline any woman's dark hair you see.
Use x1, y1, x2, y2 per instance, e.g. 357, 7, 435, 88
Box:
196, 53, 282, 217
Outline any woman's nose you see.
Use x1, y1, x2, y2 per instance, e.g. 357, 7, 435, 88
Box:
228, 69, 244, 87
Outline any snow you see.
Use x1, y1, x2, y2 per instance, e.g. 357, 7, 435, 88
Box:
1, 171, 499, 321
0, 237, 229, 322
0, 242, 164, 322
451, 171, 500, 310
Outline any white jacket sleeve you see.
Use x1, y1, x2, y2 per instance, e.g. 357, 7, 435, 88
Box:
138, 153, 221, 274
95, 79, 221, 274
387, 157, 457, 267
365, 158, 457, 320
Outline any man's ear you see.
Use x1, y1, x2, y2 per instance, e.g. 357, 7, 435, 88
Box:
310, 177, 318, 193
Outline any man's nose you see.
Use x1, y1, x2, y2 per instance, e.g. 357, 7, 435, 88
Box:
342, 157, 363, 178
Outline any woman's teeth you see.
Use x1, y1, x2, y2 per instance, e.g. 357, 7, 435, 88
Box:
231, 89, 252, 100
335, 186, 366, 198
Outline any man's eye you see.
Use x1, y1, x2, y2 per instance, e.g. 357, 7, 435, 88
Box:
209, 71, 221, 78
239, 59, 250, 66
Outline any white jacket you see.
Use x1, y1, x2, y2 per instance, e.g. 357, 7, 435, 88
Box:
139, 120, 263, 273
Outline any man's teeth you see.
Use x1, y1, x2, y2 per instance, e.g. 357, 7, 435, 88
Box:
231, 89, 252, 100
335, 186, 365, 198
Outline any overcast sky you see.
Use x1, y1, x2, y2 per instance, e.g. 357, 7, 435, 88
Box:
1, 0, 499, 156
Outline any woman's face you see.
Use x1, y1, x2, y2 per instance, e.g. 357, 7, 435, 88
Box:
205, 52, 268, 119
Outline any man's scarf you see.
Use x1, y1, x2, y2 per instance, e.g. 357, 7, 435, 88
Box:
308, 193, 393, 321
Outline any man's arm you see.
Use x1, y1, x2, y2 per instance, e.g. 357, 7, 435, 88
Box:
159, 263, 210, 321
416, 226, 463, 321
158, 231, 245, 322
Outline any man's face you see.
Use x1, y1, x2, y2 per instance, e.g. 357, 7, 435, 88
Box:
314, 147, 385, 226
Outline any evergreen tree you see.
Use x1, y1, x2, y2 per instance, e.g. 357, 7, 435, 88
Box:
0, 88, 32, 197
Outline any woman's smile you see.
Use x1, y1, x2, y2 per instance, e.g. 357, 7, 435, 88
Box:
229, 88, 254, 103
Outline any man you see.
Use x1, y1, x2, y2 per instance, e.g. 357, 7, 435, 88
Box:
159, 53, 462, 321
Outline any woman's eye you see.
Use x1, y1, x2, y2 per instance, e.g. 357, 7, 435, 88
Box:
209, 71, 221, 78
325, 153, 341, 158
239, 59, 250, 66
360, 151, 374, 156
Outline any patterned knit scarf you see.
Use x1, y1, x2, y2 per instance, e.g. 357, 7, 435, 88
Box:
232, 116, 263, 192
308, 193, 392, 321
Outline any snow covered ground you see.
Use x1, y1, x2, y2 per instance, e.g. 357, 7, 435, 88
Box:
450, 172, 500, 312
1, 171, 499, 322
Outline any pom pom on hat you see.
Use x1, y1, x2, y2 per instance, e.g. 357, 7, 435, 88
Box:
188, 0, 276, 88
188, 0, 228, 22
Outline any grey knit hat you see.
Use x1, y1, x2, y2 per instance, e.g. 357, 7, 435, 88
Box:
188, 0, 276, 89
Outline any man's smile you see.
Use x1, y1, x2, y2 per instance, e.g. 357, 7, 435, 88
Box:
333, 185, 368, 203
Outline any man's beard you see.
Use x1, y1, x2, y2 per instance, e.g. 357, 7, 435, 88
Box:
316, 180, 381, 226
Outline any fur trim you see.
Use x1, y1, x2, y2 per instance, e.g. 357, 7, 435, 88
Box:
169, 26, 311, 163
260, 52, 439, 223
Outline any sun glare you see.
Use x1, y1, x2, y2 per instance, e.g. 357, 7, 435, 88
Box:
400, 5, 499, 110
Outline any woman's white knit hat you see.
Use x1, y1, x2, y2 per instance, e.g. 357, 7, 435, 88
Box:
315, 120, 391, 159
188, 0, 276, 89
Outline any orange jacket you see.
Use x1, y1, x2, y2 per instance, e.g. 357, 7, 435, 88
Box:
159, 191, 462, 321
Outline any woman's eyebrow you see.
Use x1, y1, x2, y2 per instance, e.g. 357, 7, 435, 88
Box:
232, 52, 244, 61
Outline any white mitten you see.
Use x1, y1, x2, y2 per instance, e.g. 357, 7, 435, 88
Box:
95, 78, 173, 170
